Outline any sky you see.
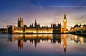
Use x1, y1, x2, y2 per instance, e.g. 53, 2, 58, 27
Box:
0, 0, 86, 30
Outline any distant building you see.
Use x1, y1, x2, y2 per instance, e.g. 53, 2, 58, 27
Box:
52, 23, 61, 33
70, 24, 86, 34
70, 24, 86, 30
7, 25, 15, 34
7, 17, 53, 34
0, 28, 7, 33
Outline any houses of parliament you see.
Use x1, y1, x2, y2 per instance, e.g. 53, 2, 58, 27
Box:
7, 14, 68, 34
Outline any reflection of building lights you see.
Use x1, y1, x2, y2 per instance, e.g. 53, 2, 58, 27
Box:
39, 35, 42, 36
33, 35, 36, 36
21, 31, 22, 32
44, 35, 47, 36
75, 36, 77, 38
75, 36, 77, 41
64, 45, 66, 49
21, 35, 23, 36
63, 34, 66, 37
79, 37, 84, 42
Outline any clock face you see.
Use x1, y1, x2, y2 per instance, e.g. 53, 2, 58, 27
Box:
64, 20, 66, 21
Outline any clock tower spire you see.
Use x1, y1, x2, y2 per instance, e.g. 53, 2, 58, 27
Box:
63, 14, 67, 32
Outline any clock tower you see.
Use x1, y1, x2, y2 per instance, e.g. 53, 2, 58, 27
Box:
63, 14, 67, 31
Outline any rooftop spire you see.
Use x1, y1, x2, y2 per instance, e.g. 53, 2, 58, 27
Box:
18, 18, 19, 20
35, 18, 36, 22
64, 14, 66, 18
20, 14, 21, 20
35, 18, 37, 23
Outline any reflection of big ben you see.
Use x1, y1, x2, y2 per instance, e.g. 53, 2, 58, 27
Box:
63, 34, 67, 52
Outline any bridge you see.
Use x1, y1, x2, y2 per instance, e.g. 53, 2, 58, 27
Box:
69, 25, 86, 35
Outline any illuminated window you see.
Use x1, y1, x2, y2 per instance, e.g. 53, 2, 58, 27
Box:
81, 25, 83, 28
64, 31, 65, 33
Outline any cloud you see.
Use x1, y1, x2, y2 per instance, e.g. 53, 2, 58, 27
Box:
54, 13, 62, 16
0, 20, 17, 24
45, 6, 86, 7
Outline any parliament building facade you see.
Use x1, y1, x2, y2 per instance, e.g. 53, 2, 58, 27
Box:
7, 17, 53, 34
7, 14, 67, 34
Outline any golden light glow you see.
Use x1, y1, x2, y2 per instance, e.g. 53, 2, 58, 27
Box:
24, 28, 53, 33
16, 34, 53, 40
74, 35, 78, 41
64, 20, 66, 21
64, 31, 65, 33
81, 25, 83, 28
14, 31, 23, 33
79, 37, 84, 42
62, 16, 67, 33
75, 28, 77, 29
75, 35, 77, 38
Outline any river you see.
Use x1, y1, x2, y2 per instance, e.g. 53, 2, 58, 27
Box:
0, 34, 86, 56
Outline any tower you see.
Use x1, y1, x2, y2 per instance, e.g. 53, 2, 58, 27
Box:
32, 23, 33, 27
51, 24, 53, 28
7, 25, 14, 34
34, 19, 37, 27
63, 14, 67, 31
18, 17, 23, 27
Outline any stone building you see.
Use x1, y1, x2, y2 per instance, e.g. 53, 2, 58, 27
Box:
7, 17, 53, 34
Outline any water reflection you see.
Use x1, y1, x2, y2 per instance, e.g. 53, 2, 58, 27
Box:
18, 40, 23, 49
62, 34, 67, 52
69, 34, 86, 43
7, 34, 63, 51
7, 34, 86, 53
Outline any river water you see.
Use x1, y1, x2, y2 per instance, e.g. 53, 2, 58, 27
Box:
0, 34, 86, 56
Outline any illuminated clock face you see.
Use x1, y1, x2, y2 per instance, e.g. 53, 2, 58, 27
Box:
64, 20, 66, 21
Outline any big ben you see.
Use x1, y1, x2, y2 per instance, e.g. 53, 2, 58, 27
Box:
63, 14, 67, 32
